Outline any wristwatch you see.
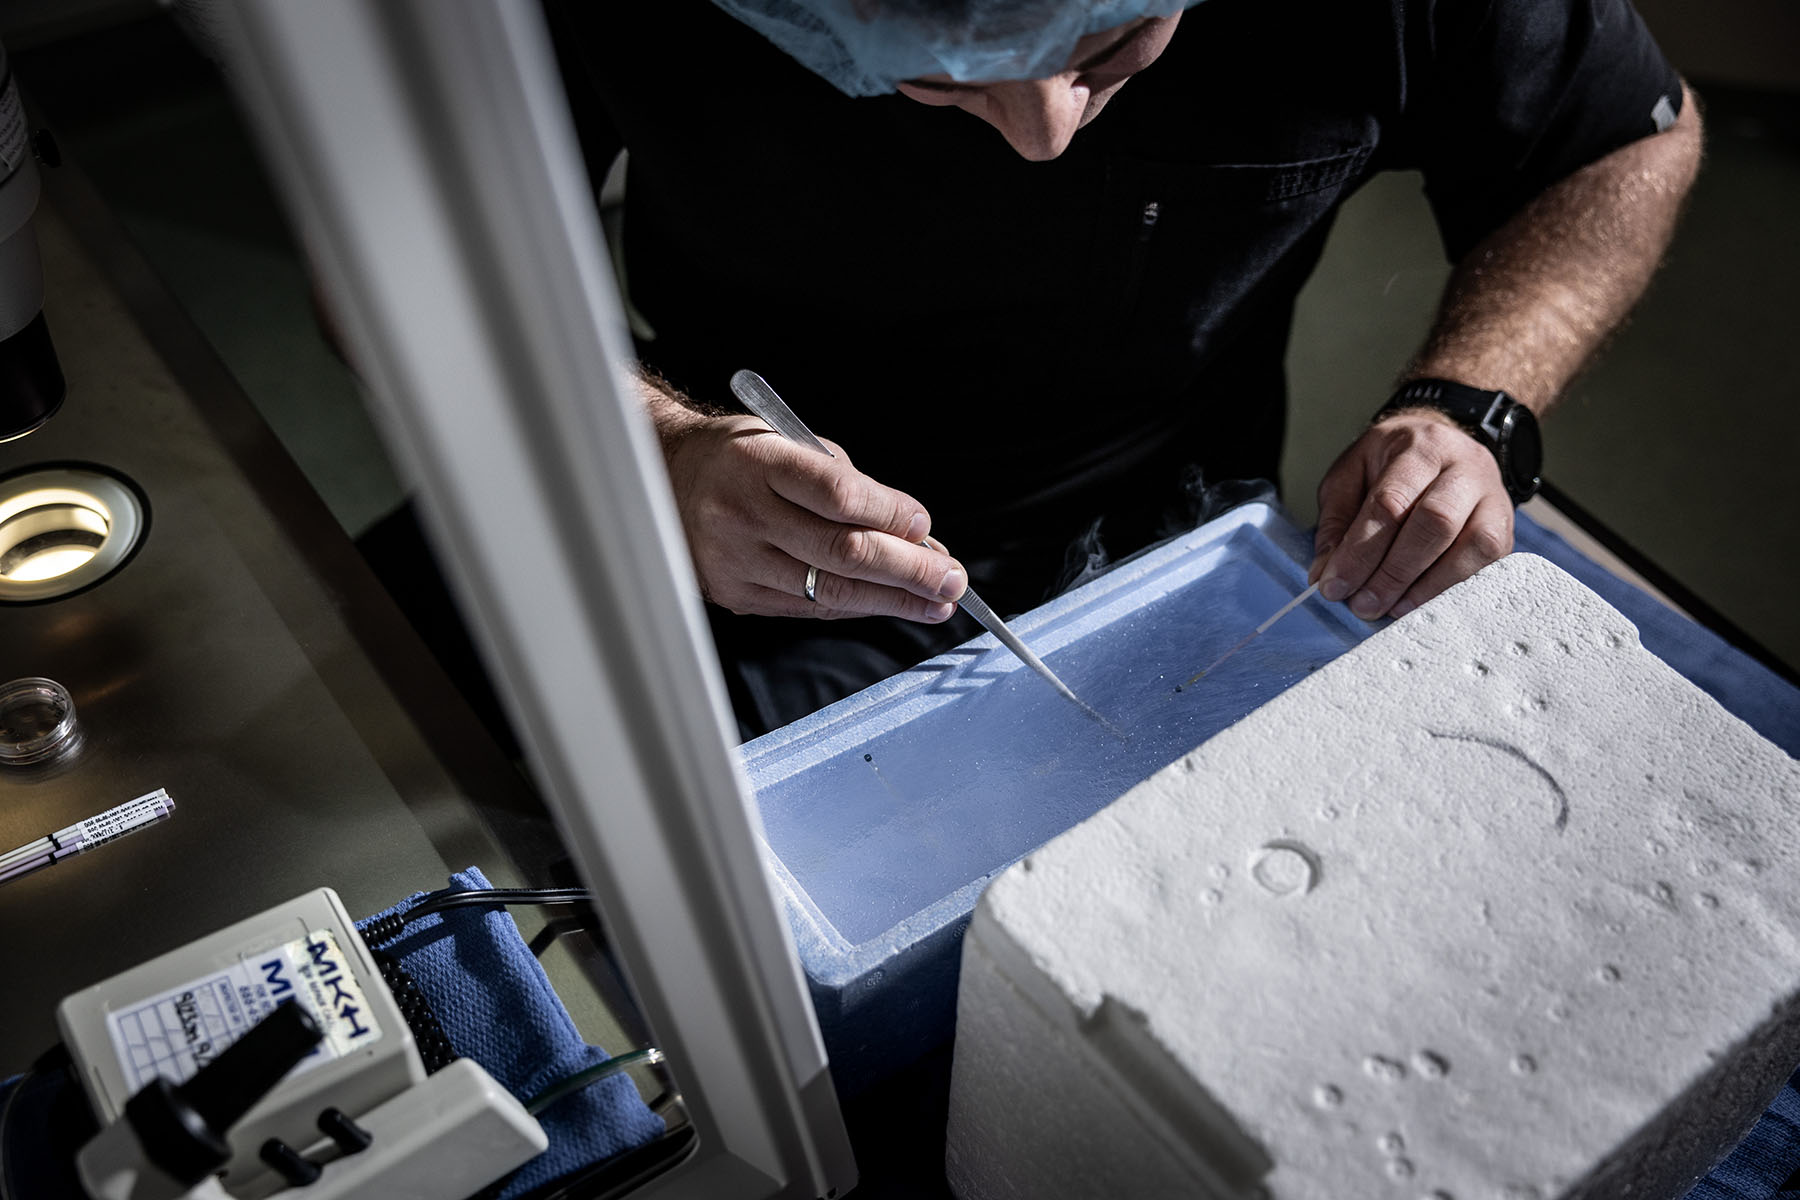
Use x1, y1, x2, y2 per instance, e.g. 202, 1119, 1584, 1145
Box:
1377, 378, 1543, 505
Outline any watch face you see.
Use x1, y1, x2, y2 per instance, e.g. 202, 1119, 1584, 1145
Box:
1501, 406, 1544, 497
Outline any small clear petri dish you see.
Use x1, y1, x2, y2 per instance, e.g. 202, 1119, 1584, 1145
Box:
0, 677, 80, 766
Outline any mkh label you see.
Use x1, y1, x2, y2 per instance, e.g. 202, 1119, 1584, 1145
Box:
106, 929, 383, 1091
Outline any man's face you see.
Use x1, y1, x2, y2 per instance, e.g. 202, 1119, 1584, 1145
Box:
894, 15, 1181, 161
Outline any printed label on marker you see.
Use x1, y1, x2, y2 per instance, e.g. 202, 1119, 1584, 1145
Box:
105, 929, 382, 1092
66, 791, 172, 851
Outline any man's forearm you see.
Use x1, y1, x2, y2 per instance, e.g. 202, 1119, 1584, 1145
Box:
1407, 82, 1704, 412
635, 365, 729, 454
1312, 83, 1704, 620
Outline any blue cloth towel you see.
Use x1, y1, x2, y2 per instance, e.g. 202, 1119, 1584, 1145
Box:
1685, 1071, 1800, 1199
357, 867, 666, 1198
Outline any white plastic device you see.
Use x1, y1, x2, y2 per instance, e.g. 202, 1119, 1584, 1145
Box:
269, 1058, 545, 1200
59, 888, 424, 1195
75, 1059, 546, 1200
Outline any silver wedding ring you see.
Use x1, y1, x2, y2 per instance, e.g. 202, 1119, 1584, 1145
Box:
804, 564, 820, 603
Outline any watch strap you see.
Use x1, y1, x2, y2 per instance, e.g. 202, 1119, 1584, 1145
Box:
1377, 378, 1542, 504
1379, 379, 1509, 438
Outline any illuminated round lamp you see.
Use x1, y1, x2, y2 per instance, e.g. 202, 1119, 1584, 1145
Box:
0, 466, 146, 603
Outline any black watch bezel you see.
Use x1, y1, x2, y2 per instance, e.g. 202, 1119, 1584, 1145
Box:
1379, 379, 1542, 505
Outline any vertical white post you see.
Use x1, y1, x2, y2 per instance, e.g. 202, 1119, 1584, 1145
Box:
223, 2, 857, 1195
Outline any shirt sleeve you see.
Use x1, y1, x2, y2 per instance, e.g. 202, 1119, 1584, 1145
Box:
1403, 0, 1684, 261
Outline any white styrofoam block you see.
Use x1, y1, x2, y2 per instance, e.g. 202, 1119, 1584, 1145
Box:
946, 554, 1800, 1200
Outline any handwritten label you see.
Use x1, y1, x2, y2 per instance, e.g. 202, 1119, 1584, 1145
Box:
106, 929, 382, 1092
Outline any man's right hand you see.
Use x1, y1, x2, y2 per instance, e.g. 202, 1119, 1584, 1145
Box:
657, 405, 966, 622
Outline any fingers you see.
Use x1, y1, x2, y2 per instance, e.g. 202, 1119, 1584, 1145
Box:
771, 506, 966, 604
753, 434, 964, 604
1390, 496, 1513, 617
766, 435, 932, 544
1338, 472, 1481, 619
1310, 444, 1373, 584
1315, 442, 1446, 615
665, 418, 965, 622
722, 552, 959, 623
805, 564, 959, 619
1312, 414, 1514, 621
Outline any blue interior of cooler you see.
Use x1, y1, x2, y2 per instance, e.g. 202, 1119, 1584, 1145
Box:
742, 501, 1377, 1089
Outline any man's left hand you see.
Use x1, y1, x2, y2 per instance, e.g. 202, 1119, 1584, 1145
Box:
1309, 410, 1515, 620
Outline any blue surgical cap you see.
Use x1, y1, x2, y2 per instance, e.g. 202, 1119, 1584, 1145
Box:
711, 0, 1205, 97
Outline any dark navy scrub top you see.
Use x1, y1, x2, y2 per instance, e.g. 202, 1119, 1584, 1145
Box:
545, 0, 1682, 732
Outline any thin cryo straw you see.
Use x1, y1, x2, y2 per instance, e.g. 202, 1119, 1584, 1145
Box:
0, 789, 175, 886
0, 789, 175, 869
0, 836, 54, 871
0, 851, 55, 883
1186, 582, 1323, 685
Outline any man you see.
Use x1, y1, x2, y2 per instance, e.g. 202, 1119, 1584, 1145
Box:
546, 0, 1701, 737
